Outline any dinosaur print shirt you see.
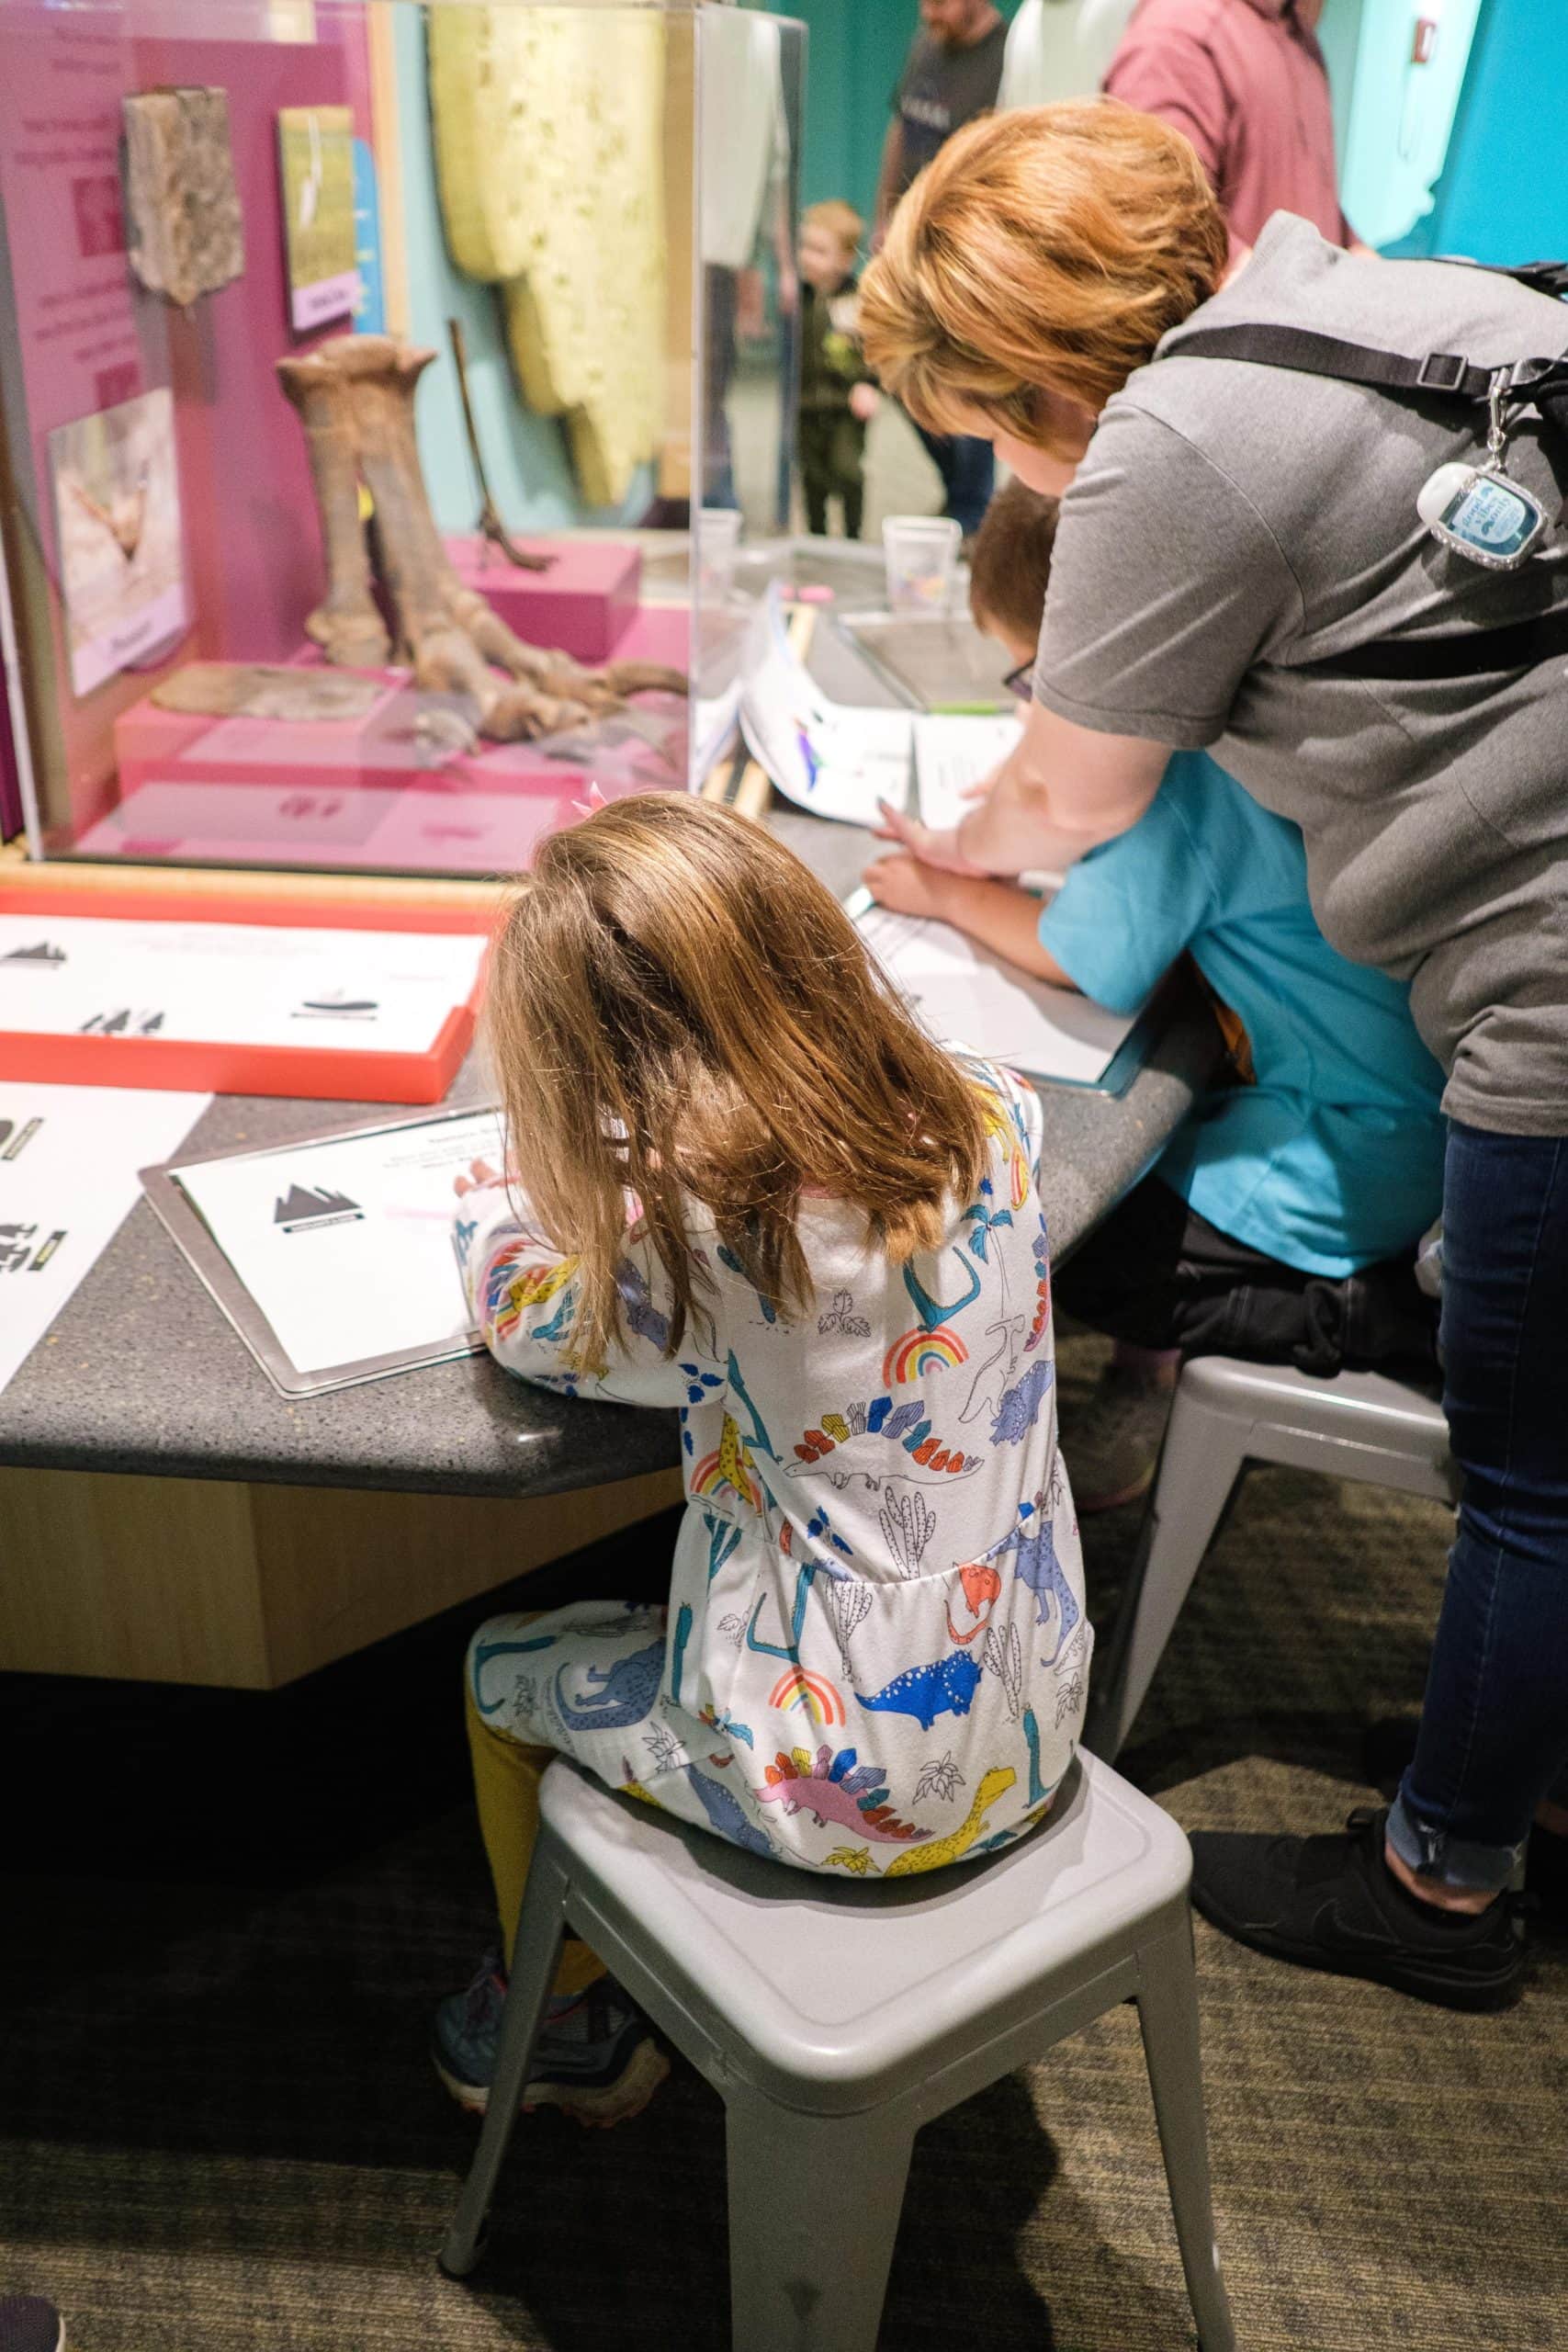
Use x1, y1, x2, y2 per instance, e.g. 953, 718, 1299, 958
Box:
453, 1057, 1090, 1880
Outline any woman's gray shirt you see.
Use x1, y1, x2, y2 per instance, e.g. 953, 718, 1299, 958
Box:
1033, 214, 1568, 1136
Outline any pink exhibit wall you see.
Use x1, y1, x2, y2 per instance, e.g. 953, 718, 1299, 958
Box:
0, 5, 372, 842
0, 662, 22, 842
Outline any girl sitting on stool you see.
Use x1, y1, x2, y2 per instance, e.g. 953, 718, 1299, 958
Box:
434, 796, 1090, 2126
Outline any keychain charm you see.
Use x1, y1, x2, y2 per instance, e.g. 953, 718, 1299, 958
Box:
1416, 369, 1551, 569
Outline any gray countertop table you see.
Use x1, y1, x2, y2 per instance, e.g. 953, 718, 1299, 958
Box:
0, 576, 1219, 1500
0, 923, 1216, 1501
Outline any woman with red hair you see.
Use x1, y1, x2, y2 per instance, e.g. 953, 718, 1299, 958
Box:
861, 98, 1568, 2011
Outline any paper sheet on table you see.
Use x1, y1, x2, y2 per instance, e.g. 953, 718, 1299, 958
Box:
170, 1106, 506, 1379
914, 713, 1024, 832
740, 583, 913, 824
0, 1081, 210, 1395
694, 675, 744, 777
0, 915, 486, 1053
852, 895, 1142, 1087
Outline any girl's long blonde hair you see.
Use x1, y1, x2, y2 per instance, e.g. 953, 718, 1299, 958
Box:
860, 100, 1227, 453
485, 795, 989, 1371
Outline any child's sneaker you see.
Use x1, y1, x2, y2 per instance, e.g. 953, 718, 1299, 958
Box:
433, 1954, 669, 2128
1066, 1364, 1176, 1512
0, 2298, 65, 2352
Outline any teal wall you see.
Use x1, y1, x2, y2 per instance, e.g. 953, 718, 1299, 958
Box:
1389, 0, 1568, 262
750, 1, 1021, 239
1314, 0, 1363, 172
392, 6, 652, 533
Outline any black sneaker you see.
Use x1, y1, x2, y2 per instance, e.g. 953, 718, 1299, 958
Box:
0, 2299, 65, 2352
1190, 1807, 1523, 2010
1362, 1716, 1568, 1931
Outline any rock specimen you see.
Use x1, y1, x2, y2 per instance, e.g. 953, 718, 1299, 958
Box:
276, 334, 685, 742
151, 663, 385, 723
122, 87, 244, 309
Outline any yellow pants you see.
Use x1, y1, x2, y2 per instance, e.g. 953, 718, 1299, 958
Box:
465, 1675, 606, 1997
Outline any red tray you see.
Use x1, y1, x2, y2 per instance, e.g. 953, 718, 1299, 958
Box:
0, 881, 497, 1102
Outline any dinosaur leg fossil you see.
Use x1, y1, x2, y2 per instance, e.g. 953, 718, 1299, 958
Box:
276, 350, 392, 667
336, 335, 601, 739
282, 334, 687, 742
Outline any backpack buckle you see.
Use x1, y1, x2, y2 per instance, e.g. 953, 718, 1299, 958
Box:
1416, 351, 1471, 392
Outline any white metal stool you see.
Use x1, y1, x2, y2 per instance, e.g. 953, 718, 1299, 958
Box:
439, 1750, 1237, 2352
1085, 1356, 1455, 1764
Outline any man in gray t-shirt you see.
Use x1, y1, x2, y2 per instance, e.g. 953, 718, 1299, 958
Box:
875, 0, 1009, 538
1032, 214, 1568, 1136
881, 0, 1010, 211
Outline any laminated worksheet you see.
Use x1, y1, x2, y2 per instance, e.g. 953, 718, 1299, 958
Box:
153, 1105, 508, 1393
913, 712, 1024, 832
851, 894, 1145, 1090
740, 585, 914, 824
0, 1080, 210, 1395
0, 915, 487, 1054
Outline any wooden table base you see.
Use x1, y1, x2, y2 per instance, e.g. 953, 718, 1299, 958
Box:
0, 1464, 682, 1688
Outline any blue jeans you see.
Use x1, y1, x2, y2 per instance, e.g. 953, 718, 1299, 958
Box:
912, 423, 995, 537
1388, 1123, 1568, 1891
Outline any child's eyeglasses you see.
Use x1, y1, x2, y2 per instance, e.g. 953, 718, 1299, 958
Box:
1003, 662, 1034, 703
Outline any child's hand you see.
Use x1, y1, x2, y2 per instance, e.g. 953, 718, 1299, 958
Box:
849, 382, 879, 424
874, 798, 988, 875
454, 1158, 504, 1198
864, 852, 957, 919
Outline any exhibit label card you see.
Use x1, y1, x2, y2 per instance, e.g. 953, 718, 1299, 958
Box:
48, 388, 188, 698
0, 1080, 209, 1396
277, 106, 361, 331
173, 1108, 505, 1377
0, 915, 486, 1055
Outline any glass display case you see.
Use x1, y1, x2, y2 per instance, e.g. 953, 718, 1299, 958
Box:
0, 0, 804, 876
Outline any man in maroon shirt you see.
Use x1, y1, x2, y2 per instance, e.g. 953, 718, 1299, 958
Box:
1104, 0, 1360, 251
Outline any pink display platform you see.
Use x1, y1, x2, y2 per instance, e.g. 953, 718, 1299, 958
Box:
76, 779, 586, 875
446, 534, 640, 662
89, 611, 696, 875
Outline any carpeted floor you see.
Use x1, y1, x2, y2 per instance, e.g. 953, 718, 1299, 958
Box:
3, 1328, 1564, 2351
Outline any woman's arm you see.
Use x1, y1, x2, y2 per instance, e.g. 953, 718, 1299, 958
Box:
863, 854, 1075, 987
962, 699, 1172, 871
878, 698, 1172, 877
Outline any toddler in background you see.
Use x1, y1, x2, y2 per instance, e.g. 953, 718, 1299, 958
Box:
435, 795, 1089, 2127
867, 482, 1444, 1510
797, 199, 880, 539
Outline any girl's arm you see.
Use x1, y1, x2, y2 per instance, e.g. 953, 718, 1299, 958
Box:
454, 1170, 723, 1409
878, 700, 1171, 878
863, 854, 1076, 988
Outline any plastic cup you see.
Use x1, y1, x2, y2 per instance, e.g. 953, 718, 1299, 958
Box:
698, 505, 742, 604
883, 514, 961, 612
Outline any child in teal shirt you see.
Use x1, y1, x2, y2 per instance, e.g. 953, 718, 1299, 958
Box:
867, 484, 1444, 1508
